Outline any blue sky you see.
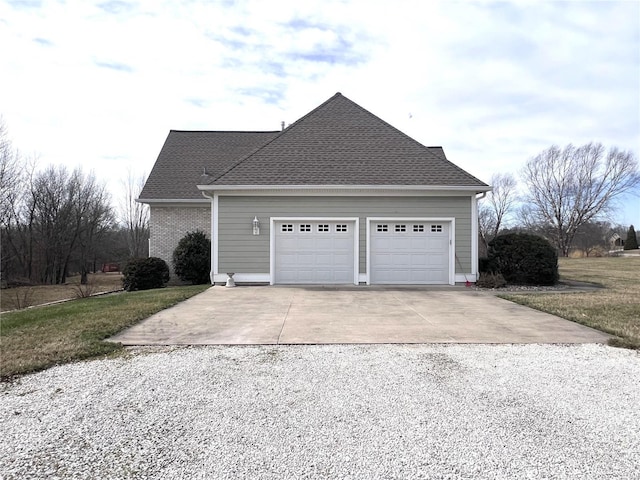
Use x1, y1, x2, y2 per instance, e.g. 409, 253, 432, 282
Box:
1, 0, 639, 226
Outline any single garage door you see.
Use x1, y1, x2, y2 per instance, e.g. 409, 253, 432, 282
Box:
370, 221, 450, 284
274, 220, 356, 284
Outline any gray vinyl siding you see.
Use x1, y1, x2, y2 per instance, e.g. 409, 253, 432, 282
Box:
217, 196, 473, 275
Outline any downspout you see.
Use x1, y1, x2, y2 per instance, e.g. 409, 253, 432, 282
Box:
201, 191, 216, 285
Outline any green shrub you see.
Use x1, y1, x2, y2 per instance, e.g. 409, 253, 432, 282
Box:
173, 230, 211, 285
478, 257, 499, 273
488, 233, 559, 285
122, 257, 170, 291
624, 225, 638, 250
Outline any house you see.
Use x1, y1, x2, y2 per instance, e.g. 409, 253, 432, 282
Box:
138, 93, 491, 285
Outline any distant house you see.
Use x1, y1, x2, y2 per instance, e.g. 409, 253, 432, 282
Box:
610, 233, 624, 250
139, 93, 490, 285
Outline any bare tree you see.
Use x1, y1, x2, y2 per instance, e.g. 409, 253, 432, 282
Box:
120, 170, 149, 258
3, 165, 113, 284
521, 143, 640, 256
71, 171, 114, 284
573, 220, 614, 257
479, 173, 518, 251
0, 120, 31, 284
1, 119, 114, 285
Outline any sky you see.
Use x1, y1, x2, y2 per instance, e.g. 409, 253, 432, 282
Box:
1, 0, 639, 226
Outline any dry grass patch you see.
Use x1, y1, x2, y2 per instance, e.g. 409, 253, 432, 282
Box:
501, 257, 640, 349
1, 273, 124, 311
0, 285, 209, 380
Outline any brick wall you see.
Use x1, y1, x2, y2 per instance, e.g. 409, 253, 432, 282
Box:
149, 205, 211, 280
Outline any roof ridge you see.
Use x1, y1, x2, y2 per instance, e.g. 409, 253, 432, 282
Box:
207, 93, 345, 184
170, 129, 280, 134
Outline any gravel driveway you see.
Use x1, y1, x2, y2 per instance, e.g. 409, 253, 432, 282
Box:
1, 344, 639, 479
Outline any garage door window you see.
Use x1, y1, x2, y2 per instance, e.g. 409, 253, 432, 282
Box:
395, 224, 406, 232
336, 224, 348, 232
431, 225, 443, 232
318, 224, 329, 232
281, 224, 293, 232
377, 224, 388, 232
300, 224, 311, 232
413, 225, 424, 232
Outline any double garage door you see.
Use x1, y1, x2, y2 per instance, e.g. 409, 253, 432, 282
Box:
274, 220, 451, 285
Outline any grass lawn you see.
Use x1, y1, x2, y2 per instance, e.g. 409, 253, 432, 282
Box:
501, 257, 640, 349
1, 272, 124, 312
0, 285, 209, 380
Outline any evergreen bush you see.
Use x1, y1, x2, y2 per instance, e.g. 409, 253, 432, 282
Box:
488, 233, 559, 285
173, 230, 211, 285
122, 257, 170, 291
478, 257, 499, 273
624, 225, 638, 250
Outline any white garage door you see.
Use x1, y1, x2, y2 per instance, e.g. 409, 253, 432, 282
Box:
370, 221, 450, 284
274, 220, 356, 284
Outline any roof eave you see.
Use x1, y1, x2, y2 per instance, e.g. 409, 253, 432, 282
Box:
136, 198, 210, 204
197, 184, 491, 192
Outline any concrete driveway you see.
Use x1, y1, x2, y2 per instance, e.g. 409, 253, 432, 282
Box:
109, 286, 610, 345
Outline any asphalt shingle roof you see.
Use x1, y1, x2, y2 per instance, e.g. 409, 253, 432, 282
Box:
206, 93, 488, 188
139, 130, 279, 200
140, 93, 488, 201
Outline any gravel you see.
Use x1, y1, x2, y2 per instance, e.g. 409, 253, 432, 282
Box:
1, 344, 639, 479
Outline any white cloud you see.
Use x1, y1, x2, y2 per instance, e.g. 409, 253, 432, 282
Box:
0, 0, 638, 224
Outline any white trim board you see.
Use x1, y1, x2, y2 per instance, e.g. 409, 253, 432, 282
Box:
213, 273, 269, 284
198, 188, 484, 197
199, 184, 489, 192
212, 273, 474, 285
212, 194, 219, 280
138, 198, 210, 204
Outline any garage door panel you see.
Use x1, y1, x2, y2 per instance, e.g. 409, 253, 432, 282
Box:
410, 270, 430, 282
393, 238, 412, 249
372, 237, 393, 249
278, 237, 299, 249
410, 238, 429, 249
411, 253, 428, 264
275, 221, 355, 284
334, 236, 352, 245
428, 237, 448, 250
333, 253, 351, 263
278, 253, 297, 265
315, 238, 334, 249
298, 238, 316, 249
390, 254, 412, 266
371, 222, 450, 285
315, 253, 331, 263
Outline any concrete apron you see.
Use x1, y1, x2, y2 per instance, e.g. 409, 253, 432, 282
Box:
108, 286, 611, 346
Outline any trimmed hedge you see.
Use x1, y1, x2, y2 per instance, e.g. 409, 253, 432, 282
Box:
122, 257, 170, 291
173, 230, 211, 285
487, 233, 559, 285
